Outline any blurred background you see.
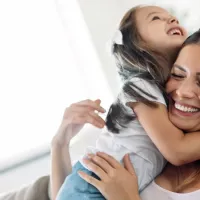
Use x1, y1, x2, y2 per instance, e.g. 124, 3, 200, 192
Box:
0, 0, 200, 194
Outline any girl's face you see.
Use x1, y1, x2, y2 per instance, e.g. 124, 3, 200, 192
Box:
166, 45, 200, 132
136, 6, 187, 54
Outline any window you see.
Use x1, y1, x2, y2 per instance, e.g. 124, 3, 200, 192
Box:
0, 0, 112, 171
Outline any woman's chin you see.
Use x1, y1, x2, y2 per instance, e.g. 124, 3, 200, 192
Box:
168, 114, 190, 131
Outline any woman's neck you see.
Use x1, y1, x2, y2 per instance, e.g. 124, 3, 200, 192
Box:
155, 162, 200, 192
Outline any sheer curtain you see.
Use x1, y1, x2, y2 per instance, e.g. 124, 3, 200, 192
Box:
0, 0, 112, 171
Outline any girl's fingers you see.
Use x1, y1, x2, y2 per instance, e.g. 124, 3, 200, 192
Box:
82, 159, 108, 181
78, 171, 102, 189
87, 154, 114, 174
123, 154, 136, 176
96, 152, 121, 169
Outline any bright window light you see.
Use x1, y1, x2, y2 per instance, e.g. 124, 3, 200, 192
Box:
0, 0, 112, 167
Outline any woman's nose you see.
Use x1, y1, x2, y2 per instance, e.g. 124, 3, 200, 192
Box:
168, 16, 179, 24
176, 82, 196, 99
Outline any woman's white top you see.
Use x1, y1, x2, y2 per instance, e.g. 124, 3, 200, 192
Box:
140, 181, 200, 200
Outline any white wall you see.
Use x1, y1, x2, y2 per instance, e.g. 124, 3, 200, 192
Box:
0, 156, 50, 193
77, 0, 138, 96
0, 125, 101, 193
77, 0, 155, 96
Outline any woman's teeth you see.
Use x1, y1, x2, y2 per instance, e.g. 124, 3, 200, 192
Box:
175, 103, 199, 113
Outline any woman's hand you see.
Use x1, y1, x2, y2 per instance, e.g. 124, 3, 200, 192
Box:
51, 99, 106, 147
50, 99, 106, 200
78, 152, 140, 200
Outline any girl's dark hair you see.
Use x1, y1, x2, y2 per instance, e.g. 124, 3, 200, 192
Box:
105, 6, 171, 133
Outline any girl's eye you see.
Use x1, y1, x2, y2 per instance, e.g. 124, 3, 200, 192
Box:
171, 73, 184, 79
152, 16, 160, 21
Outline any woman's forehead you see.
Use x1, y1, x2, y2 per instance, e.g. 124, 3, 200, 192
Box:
175, 45, 200, 73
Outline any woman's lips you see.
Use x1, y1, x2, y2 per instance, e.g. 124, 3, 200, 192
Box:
170, 101, 200, 117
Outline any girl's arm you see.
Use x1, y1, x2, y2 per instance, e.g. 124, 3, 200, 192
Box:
132, 102, 200, 166
50, 99, 106, 200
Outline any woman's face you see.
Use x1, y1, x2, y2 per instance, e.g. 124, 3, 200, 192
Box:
135, 6, 187, 53
166, 45, 200, 132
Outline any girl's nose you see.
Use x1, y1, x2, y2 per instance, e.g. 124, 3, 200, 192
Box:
168, 16, 179, 24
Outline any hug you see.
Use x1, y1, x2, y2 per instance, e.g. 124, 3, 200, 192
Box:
51, 5, 200, 200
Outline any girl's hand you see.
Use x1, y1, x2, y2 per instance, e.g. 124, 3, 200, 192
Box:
78, 152, 140, 200
51, 99, 106, 147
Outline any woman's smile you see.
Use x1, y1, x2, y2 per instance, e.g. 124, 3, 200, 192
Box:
169, 98, 200, 118
166, 44, 200, 132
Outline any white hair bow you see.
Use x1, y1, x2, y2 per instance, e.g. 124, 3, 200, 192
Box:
112, 29, 123, 45
106, 29, 123, 56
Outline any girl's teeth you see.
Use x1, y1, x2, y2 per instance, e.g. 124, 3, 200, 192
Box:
175, 103, 199, 113
169, 28, 181, 35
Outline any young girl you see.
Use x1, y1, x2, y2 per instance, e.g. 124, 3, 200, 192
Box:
56, 5, 200, 200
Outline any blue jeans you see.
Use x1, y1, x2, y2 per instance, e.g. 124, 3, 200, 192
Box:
56, 161, 105, 200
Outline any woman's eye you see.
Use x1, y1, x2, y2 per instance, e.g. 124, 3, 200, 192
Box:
196, 81, 200, 87
152, 16, 160, 21
171, 73, 184, 79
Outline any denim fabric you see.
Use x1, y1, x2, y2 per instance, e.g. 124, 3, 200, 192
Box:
56, 161, 105, 200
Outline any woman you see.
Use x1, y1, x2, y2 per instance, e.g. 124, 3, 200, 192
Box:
51, 30, 200, 200
78, 31, 200, 200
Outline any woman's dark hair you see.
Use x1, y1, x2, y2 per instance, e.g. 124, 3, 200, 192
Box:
174, 29, 200, 192
105, 6, 171, 133
181, 29, 200, 48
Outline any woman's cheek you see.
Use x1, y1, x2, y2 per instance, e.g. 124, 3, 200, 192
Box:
165, 78, 173, 93
166, 78, 177, 94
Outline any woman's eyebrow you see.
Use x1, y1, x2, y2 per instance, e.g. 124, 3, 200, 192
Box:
173, 64, 186, 72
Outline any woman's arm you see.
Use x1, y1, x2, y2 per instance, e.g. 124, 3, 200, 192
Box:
78, 152, 141, 200
50, 99, 106, 200
133, 102, 200, 166
51, 143, 72, 200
